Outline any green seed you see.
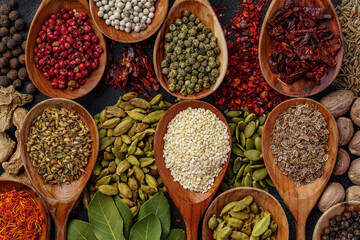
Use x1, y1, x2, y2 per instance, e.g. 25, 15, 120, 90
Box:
240, 132, 246, 147
232, 145, 244, 157
244, 121, 256, 138
255, 137, 262, 151
245, 113, 256, 123
265, 177, 275, 187
244, 149, 262, 161
252, 212, 271, 237
245, 138, 255, 150
232, 117, 243, 124
226, 110, 242, 118
233, 195, 253, 212
252, 168, 268, 181
238, 121, 247, 131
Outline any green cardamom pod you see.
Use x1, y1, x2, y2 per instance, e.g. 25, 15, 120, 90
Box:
102, 118, 121, 129
135, 123, 149, 133
142, 110, 166, 124
105, 106, 126, 118
116, 160, 131, 175
122, 92, 138, 100
126, 110, 145, 121
100, 137, 115, 151
130, 206, 139, 217
118, 182, 133, 199
131, 129, 155, 141
145, 174, 158, 189
121, 198, 135, 207
96, 175, 111, 186
159, 101, 172, 109
111, 147, 124, 159
92, 162, 102, 176
120, 143, 129, 153
133, 147, 144, 156
149, 94, 163, 105
252, 212, 271, 237
126, 155, 140, 166
120, 102, 135, 111
208, 215, 219, 230
99, 129, 107, 139
139, 158, 155, 167
129, 98, 151, 109
138, 188, 147, 202
140, 185, 157, 194
121, 135, 131, 144
113, 120, 133, 136
108, 161, 117, 173
100, 109, 106, 123
127, 139, 139, 155
97, 185, 119, 196
133, 166, 145, 184
103, 152, 115, 161
128, 176, 138, 191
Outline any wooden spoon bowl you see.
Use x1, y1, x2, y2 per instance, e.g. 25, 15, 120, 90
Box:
258, 0, 344, 97
261, 98, 338, 240
153, 0, 228, 100
313, 201, 360, 239
202, 187, 289, 240
154, 100, 231, 239
0, 179, 50, 240
89, 0, 169, 43
25, 0, 107, 100
20, 98, 99, 240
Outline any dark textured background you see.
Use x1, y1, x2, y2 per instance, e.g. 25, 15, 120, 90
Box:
0, 0, 348, 239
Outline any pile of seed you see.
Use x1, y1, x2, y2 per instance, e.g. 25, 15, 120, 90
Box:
93, 0, 157, 33
0, 1, 35, 94
26, 107, 92, 185
333, 0, 360, 93
163, 107, 230, 193
270, 104, 330, 186
161, 10, 221, 96
321, 211, 360, 239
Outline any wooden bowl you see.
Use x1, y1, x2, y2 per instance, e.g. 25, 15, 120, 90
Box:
261, 98, 338, 239
25, 0, 107, 100
89, 0, 169, 43
153, 0, 228, 100
258, 0, 344, 97
202, 187, 289, 240
19, 98, 99, 239
313, 201, 360, 239
154, 100, 231, 239
0, 179, 50, 240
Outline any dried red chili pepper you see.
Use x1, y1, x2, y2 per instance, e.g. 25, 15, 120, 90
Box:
267, 0, 342, 84
213, 0, 287, 115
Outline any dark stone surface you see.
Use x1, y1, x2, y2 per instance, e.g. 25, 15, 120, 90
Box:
0, 0, 347, 239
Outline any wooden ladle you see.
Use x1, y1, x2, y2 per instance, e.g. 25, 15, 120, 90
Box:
154, 100, 231, 240
261, 98, 338, 240
153, 0, 228, 100
258, 0, 344, 97
20, 99, 99, 240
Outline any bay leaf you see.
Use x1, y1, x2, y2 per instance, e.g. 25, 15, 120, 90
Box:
166, 229, 186, 240
138, 192, 170, 239
88, 192, 125, 240
114, 196, 133, 239
67, 219, 98, 240
129, 213, 161, 240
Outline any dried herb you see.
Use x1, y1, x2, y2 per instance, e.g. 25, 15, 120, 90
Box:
333, 0, 360, 93
212, 0, 287, 115
106, 44, 159, 100
67, 219, 98, 240
270, 104, 330, 186
0, 189, 44, 240
129, 213, 162, 240
267, 0, 342, 84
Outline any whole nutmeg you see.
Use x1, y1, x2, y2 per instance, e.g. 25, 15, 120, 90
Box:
6, 68, 17, 80
25, 82, 36, 94
0, 15, 10, 27
0, 5, 11, 15
2, 50, 12, 59
6, 38, 17, 49
320, 90, 356, 118
11, 46, 21, 57
351, 98, 360, 127
21, 40, 25, 51
349, 131, 360, 156
317, 182, 345, 212
18, 54, 24, 65
12, 78, 21, 88
0, 75, 10, 87
0, 57, 9, 68
9, 26, 16, 35
18, 67, 27, 80
14, 18, 25, 30
333, 148, 350, 176
1, 67, 9, 74
346, 185, 360, 202
12, 33, 22, 44
7, 0, 18, 9
1, 36, 10, 44
9, 57, 19, 69
336, 117, 354, 146
0, 27, 9, 37
348, 158, 360, 185
8, 10, 19, 22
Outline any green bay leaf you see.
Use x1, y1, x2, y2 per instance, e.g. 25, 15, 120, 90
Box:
88, 192, 125, 240
138, 192, 170, 240
129, 213, 161, 240
114, 196, 133, 239
67, 219, 98, 240
166, 229, 186, 240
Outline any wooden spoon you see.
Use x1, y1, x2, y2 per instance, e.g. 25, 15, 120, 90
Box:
154, 100, 231, 240
313, 201, 360, 239
20, 99, 99, 240
153, 0, 228, 100
89, 0, 169, 43
0, 179, 51, 240
25, 0, 107, 100
258, 0, 344, 97
202, 187, 289, 239
261, 98, 338, 240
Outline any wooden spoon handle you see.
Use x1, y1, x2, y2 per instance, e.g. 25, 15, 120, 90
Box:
185, 220, 199, 240
295, 217, 307, 240
48, 200, 76, 240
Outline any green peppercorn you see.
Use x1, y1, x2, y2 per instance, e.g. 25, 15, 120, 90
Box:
169, 69, 177, 78
203, 27, 210, 34
199, 42, 205, 49
187, 87, 194, 94
179, 62, 186, 69
182, 16, 189, 24
191, 75, 197, 83
184, 40, 191, 47
162, 68, 169, 75
169, 24, 176, 31
214, 47, 221, 54
178, 32, 185, 40
185, 74, 191, 80
168, 78, 177, 85
211, 69, 219, 77
170, 62, 179, 69
206, 66, 212, 73
175, 84, 181, 91
187, 21, 195, 28
165, 33, 173, 42
210, 41, 217, 48
175, 18, 182, 26
193, 62, 200, 69
180, 88, 187, 96
204, 38, 210, 44
174, 46, 182, 55
188, 82, 195, 89
161, 60, 169, 68
198, 22, 204, 30
169, 83, 176, 92
192, 70, 198, 76
198, 79, 204, 86
197, 34, 206, 42
210, 76, 216, 84
198, 66, 205, 73
188, 28, 197, 36
185, 66, 192, 73
203, 82, 211, 88
177, 54, 185, 61
197, 55, 204, 62
194, 84, 202, 92
203, 76, 210, 82
178, 80, 184, 86
195, 18, 201, 25
198, 72, 205, 79
189, 14, 196, 22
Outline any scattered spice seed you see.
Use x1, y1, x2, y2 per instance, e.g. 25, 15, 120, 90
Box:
333, 0, 360, 93
212, 0, 287, 115
0, 189, 44, 240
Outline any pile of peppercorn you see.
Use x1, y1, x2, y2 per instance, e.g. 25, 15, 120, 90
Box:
0, 0, 35, 94
322, 211, 360, 240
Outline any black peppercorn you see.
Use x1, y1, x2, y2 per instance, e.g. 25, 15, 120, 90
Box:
25, 82, 36, 94
9, 57, 18, 69
11, 46, 21, 56
18, 67, 27, 80
0, 15, 10, 27
0, 75, 10, 87
2, 50, 12, 59
0, 5, 11, 15
0, 57, 9, 68
6, 68, 17, 80
21, 40, 25, 51
0, 27, 9, 37
14, 18, 25, 30
6, 38, 17, 49
18, 54, 24, 65
12, 78, 21, 88
8, 10, 19, 22
1, 36, 10, 44
0, 43, 6, 53
336, 215, 342, 222
9, 26, 16, 35
12, 33, 22, 44
1, 68, 9, 74
7, 0, 18, 9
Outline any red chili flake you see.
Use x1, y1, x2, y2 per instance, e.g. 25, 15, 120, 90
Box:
213, 0, 287, 115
